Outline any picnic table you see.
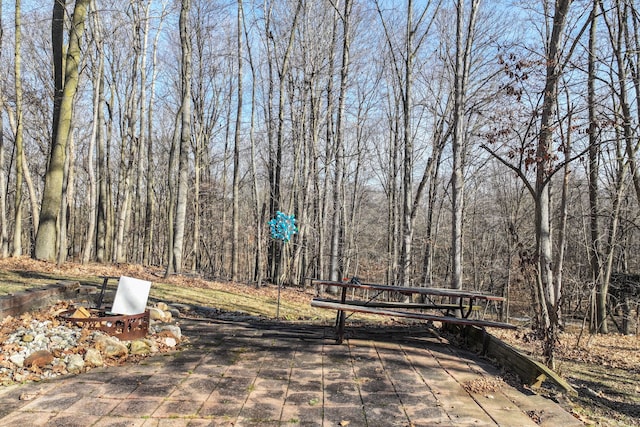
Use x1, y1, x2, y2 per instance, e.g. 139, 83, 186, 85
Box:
310, 278, 516, 343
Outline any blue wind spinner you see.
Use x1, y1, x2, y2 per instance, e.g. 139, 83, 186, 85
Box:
269, 211, 298, 243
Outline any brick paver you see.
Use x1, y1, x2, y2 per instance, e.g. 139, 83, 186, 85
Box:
0, 317, 583, 426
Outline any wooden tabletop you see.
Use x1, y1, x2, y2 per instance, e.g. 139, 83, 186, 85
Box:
311, 279, 505, 302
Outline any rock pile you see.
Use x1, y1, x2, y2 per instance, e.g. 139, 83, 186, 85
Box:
0, 301, 185, 385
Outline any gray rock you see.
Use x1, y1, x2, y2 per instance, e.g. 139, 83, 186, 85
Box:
158, 324, 182, 340
66, 354, 84, 373
9, 354, 25, 368
94, 335, 128, 359
149, 307, 170, 322
129, 339, 151, 355
84, 348, 104, 367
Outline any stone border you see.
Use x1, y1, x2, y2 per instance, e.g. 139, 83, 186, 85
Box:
0, 281, 82, 319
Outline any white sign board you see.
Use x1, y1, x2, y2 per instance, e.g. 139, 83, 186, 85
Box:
111, 276, 151, 315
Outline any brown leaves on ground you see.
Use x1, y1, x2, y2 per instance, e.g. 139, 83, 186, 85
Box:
462, 376, 504, 394
493, 326, 640, 426
492, 328, 640, 372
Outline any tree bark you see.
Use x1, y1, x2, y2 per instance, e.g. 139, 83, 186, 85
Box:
330, 0, 352, 284
587, 0, 602, 333
96, 44, 108, 263
12, 0, 24, 257
82, 0, 103, 263
451, 0, 480, 291
267, 0, 302, 284
232, 0, 244, 281
535, 0, 572, 367
143, 10, 163, 266
242, 0, 262, 286
35, 0, 90, 262
0, 0, 7, 258
168, 0, 192, 276
133, 1, 151, 263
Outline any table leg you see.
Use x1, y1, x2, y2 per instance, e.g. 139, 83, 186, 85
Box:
96, 276, 111, 309
336, 286, 347, 344
462, 297, 474, 318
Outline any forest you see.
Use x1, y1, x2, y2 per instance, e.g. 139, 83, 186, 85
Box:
1, 0, 639, 366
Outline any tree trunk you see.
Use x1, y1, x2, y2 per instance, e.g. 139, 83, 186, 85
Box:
168, 0, 192, 276
587, 0, 602, 333
58, 127, 75, 265
164, 107, 181, 275
399, 0, 414, 288
82, 0, 103, 263
451, 0, 480, 291
35, 0, 90, 262
330, 0, 352, 284
96, 47, 108, 263
552, 88, 572, 320
143, 11, 163, 266
12, 0, 23, 257
535, 0, 572, 367
242, 1, 262, 286
133, 1, 151, 263
267, 0, 301, 284
0, 0, 7, 258
231, 0, 244, 281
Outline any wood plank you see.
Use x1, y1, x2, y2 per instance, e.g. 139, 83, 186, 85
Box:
310, 299, 516, 330
311, 279, 505, 301
312, 298, 481, 311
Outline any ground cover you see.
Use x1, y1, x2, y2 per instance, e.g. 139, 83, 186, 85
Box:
0, 257, 637, 426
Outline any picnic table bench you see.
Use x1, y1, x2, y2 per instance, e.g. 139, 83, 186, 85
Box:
310, 278, 516, 343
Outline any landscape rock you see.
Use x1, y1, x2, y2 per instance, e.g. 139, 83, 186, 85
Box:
163, 337, 177, 348
84, 348, 103, 367
158, 324, 182, 340
66, 354, 84, 373
149, 307, 171, 322
94, 335, 128, 359
9, 354, 25, 368
129, 339, 151, 355
0, 300, 188, 385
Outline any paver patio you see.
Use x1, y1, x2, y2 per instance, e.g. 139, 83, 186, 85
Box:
0, 316, 583, 426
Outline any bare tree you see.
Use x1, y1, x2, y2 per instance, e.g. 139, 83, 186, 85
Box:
242, 0, 263, 286
82, 0, 103, 263
35, 0, 91, 262
587, 0, 602, 332
451, 0, 480, 291
0, 0, 7, 258
265, 0, 302, 283
167, 0, 193, 276
231, 0, 244, 281
329, 0, 353, 283
143, 3, 165, 266
12, 0, 24, 257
